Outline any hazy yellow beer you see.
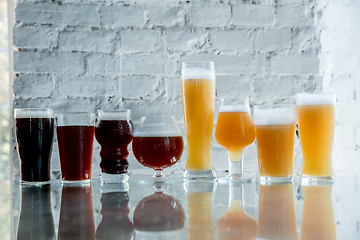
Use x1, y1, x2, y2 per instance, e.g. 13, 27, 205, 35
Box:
296, 93, 335, 180
181, 62, 215, 180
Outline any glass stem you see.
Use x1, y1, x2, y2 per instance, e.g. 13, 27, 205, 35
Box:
229, 183, 245, 212
154, 170, 163, 178
228, 151, 244, 177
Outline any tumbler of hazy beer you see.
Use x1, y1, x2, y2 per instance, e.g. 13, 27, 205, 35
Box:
56, 112, 96, 184
15, 108, 55, 185
181, 61, 216, 181
296, 92, 336, 182
253, 105, 297, 183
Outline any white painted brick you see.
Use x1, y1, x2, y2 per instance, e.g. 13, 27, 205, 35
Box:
58, 30, 117, 53
293, 27, 320, 54
13, 74, 54, 98
120, 75, 163, 99
330, 4, 360, 32
332, 149, 360, 175
165, 76, 181, 100
333, 32, 353, 54
120, 30, 162, 53
57, 75, 117, 97
336, 103, 360, 124
86, 54, 121, 74
14, 51, 85, 75
232, 5, 275, 27
209, 30, 251, 52
333, 125, 355, 149
333, 76, 355, 103
295, 74, 322, 92
270, 52, 319, 74
186, 5, 231, 27
216, 75, 251, 99
15, 2, 100, 26
100, 5, 144, 28
276, 5, 314, 27
13, 25, 58, 49
121, 54, 169, 75
254, 28, 291, 52
329, 54, 355, 75
164, 30, 208, 52
146, 6, 185, 27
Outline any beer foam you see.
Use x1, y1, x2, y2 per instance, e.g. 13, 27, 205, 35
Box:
98, 111, 130, 120
296, 93, 336, 105
219, 105, 249, 113
134, 131, 182, 137
14, 109, 54, 119
253, 107, 296, 125
181, 68, 215, 80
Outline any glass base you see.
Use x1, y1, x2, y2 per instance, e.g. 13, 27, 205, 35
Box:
20, 180, 50, 186
217, 174, 254, 184
259, 176, 293, 184
301, 174, 334, 183
183, 169, 216, 182
101, 172, 129, 184
61, 179, 91, 186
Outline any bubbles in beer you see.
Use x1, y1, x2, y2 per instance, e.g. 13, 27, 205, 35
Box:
253, 107, 297, 126
296, 93, 336, 105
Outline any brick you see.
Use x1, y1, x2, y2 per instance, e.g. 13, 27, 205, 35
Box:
216, 75, 251, 99
86, 54, 121, 74
293, 27, 320, 54
100, 5, 144, 28
56, 74, 117, 97
254, 28, 291, 52
121, 54, 169, 75
120, 75, 163, 99
13, 74, 54, 98
164, 30, 208, 52
330, 4, 360, 32
210, 30, 251, 52
329, 54, 355, 75
333, 125, 355, 149
14, 51, 85, 75
186, 5, 231, 27
232, 5, 275, 27
120, 30, 162, 53
276, 5, 314, 27
333, 76, 355, 103
58, 30, 117, 53
146, 6, 185, 27
270, 52, 319, 74
165, 76, 182, 100
13, 25, 58, 49
15, 2, 100, 26
336, 103, 360, 124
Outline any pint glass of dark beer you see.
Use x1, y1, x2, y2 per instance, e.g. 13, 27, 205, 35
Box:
14, 108, 55, 184
95, 110, 134, 183
56, 112, 96, 184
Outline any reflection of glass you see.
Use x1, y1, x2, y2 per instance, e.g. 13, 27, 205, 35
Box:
17, 185, 55, 240
95, 110, 134, 183
300, 183, 336, 240
181, 61, 216, 181
217, 183, 257, 240
253, 106, 296, 183
56, 113, 96, 184
296, 93, 335, 182
133, 186, 185, 239
257, 183, 298, 240
132, 116, 184, 183
58, 185, 95, 240
185, 182, 216, 240
215, 98, 255, 182
96, 183, 135, 240
14, 108, 54, 184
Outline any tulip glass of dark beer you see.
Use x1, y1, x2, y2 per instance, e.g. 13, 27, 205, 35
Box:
95, 110, 134, 183
14, 108, 55, 185
56, 112, 96, 184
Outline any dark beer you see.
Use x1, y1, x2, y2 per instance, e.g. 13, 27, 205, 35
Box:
15, 115, 54, 182
57, 126, 95, 181
132, 136, 184, 170
95, 120, 134, 174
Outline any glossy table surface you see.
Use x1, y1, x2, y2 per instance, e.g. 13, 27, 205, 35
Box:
2, 173, 360, 240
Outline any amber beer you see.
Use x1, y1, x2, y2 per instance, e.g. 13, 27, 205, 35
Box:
253, 106, 297, 182
296, 93, 335, 180
181, 62, 216, 180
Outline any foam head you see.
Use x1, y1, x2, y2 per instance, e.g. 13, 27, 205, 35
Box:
296, 93, 336, 106
14, 108, 54, 119
253, 106, 296, 125
98, 110, 131, 121
181, 68, 215, 80
219, 105, 250, 113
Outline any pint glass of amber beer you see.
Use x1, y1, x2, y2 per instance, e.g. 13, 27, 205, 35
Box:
253, 105, 297, 183
296, 92, 336, 181
181, 61, 216, 181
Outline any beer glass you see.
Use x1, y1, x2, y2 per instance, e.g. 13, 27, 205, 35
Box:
14, 108, 54, 184
56, 112, 96, 184
181, 61, 216, 181
253, 105, 297, 183
296, 92, 336, 182
215, 98, 255, 182
132, 115, 184, 183
95, 110, 134, 184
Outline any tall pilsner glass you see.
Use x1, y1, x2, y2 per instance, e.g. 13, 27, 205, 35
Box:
181, 61, 216, 181
296, 93, 335, 182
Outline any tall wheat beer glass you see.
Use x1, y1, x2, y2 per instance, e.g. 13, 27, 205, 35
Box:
181, 62, 216, 181
296, 92, 336, 182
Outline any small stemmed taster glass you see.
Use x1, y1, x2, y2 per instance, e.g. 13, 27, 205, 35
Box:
215, 98, 256, 182
132, 116, 184, 183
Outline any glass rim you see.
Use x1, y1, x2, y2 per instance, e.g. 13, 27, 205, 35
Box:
14, 108, 53, 112
296, 92, 336, 105
182, 61, 214, 66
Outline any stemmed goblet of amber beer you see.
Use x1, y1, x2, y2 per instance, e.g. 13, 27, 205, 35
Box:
132, 116, 184, 183
215, 98, 255, 182
181, 61, 216, 181
95, 110, 134, 184
296, 92, 336, 182
253, 105, 297, 183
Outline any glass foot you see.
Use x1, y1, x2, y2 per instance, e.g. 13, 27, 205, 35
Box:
101, 172, 129, 184
259, 176, 293, 184
183, 169, 216, 182
217, 174, 254, 183
301, 174, 334, 183
61, 179, 91, 186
